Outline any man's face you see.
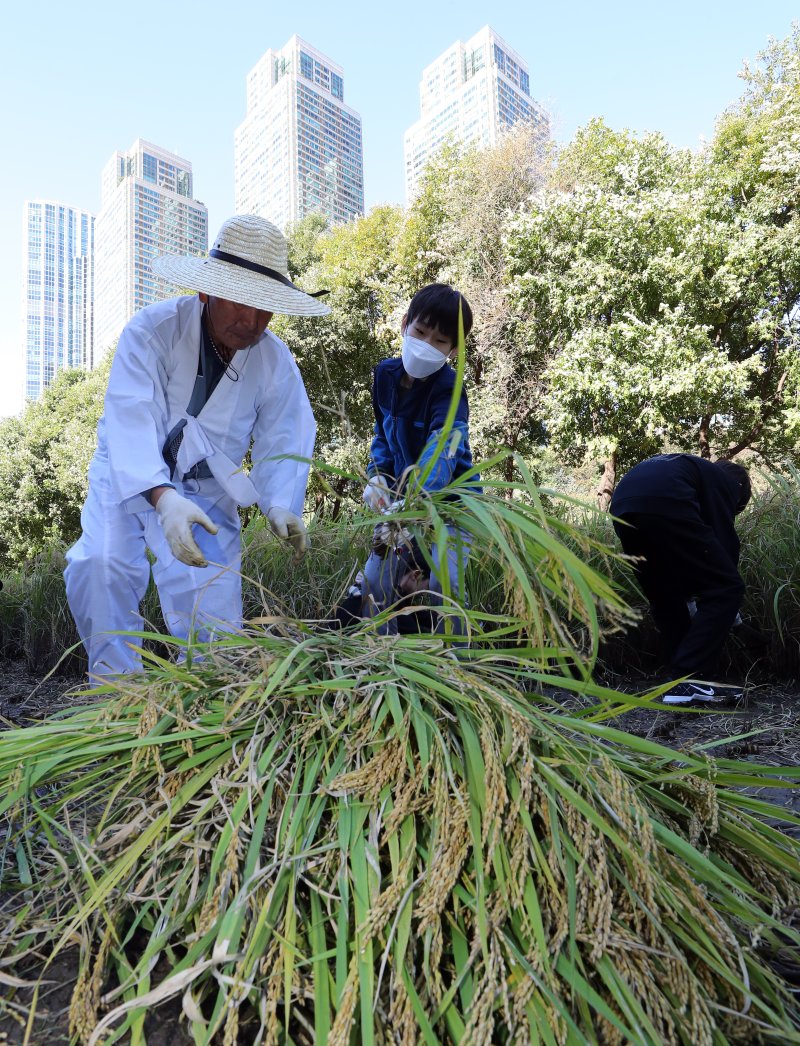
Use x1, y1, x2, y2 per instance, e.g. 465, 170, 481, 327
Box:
201, 294, 273, 352
401, 314, 455, 358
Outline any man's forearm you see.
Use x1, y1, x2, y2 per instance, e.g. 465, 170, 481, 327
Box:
146, 485, 174, 508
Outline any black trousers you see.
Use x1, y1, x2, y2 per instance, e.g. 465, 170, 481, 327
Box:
613, 512, 744, 678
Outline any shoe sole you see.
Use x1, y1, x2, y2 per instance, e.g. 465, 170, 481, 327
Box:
662, 694, 726, 705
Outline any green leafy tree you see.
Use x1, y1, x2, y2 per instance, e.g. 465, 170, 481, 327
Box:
704, 25, 800, 459
272, 207, 405, 515
506, 125, 745, 501
285, 211, 329, 276
0, 358, 110, 568
394, 140, 469, 292
397, 128, 552, 478
506, 38, 800, 506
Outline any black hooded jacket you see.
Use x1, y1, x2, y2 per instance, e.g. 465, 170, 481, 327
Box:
610, 454, 743, 564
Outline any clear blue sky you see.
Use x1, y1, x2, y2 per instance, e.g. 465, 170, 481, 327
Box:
0, 0, 796, 417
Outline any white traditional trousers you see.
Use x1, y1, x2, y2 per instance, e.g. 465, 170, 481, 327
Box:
65, 465, 243, 678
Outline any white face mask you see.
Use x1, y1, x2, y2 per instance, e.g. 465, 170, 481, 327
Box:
401, 334, 448, 379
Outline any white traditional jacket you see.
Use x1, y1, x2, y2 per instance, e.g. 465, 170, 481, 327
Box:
94, 295, 316, 517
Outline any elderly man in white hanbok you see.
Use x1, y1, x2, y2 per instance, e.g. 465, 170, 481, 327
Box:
65, 215, 329, 677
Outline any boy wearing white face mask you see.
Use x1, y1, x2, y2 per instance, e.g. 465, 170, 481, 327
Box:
361, 283, 478, 634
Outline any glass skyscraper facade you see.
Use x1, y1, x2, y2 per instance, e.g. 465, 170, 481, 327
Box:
23, 201, 95, 401
94, 139, 207, 357
404, 26, 549, 201
234, 36, 364, 230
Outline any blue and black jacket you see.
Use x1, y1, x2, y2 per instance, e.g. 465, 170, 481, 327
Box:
367, 357, 480, 494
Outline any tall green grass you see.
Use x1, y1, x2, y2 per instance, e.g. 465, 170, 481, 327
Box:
0, 549, 84, 674
3, 469, 800, 680
2, 465, 800, 681
0, 483, 626, 676
737, 467, 800, 676
0, 523, 371, 674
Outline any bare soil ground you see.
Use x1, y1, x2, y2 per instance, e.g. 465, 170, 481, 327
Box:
0, 659, 798, 1043
0, 661, 86, 725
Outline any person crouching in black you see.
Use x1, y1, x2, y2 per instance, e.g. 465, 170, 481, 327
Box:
610, 453, 751, 705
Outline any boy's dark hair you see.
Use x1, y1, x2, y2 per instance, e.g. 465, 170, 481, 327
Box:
393, 538, 428, 593
715, 459, 752, 513
406, 283, 473, 346
393, 538, 436, 634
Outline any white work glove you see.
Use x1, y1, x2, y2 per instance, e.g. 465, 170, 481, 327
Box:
155, 488, 218, 567
363, 475, 392, 513
267, 507, 309, 563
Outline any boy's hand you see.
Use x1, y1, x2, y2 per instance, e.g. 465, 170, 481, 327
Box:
371, 522, 392, 558
363, 475, 392, 512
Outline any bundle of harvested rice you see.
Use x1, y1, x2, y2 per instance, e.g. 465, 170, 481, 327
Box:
1, 621, 798, 1044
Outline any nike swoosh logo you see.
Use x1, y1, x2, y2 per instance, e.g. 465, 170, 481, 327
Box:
693, 685, 716, 696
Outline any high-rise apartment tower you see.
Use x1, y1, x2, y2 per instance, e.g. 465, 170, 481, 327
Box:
94, 139, 208, 356
235, 35, 364, 230
22, 201, 94, 401
404, 26, 549, 201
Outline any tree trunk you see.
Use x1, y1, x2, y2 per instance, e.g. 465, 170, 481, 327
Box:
723, 370, 788, 459
698, 414, 712, 459
597, 452, 617, 512
328, 477, 347, 523
503, 448, 516, 493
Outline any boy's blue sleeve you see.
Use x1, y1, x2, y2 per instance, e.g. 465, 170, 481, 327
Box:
417, 385, 471, 492
367, 372, 395, 481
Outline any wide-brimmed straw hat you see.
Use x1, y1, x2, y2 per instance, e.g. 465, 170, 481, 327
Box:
151, 214, 331, 317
